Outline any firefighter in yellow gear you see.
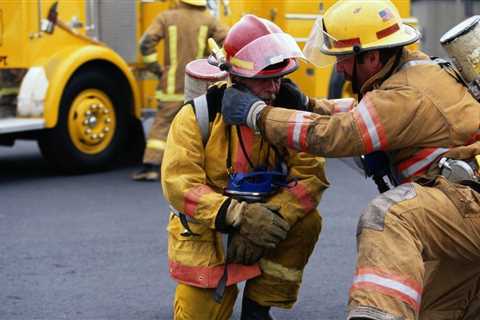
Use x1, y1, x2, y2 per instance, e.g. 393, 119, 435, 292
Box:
132, 0, 228, 181
220, 1, 480, 319
161, 15, 329, 319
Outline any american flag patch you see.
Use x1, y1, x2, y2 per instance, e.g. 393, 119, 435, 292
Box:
379, 8, 393, 21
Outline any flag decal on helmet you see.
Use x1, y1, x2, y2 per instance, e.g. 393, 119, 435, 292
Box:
378, 8, 393, 21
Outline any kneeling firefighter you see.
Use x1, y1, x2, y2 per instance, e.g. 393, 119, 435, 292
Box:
220, 1, 480, 319
161, 14, 329, 319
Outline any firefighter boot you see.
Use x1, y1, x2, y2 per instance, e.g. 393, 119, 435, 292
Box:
241, 296, 276, 320
131, 163, 160, 182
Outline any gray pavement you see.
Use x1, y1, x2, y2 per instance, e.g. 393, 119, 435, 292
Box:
0, 141, 377, 320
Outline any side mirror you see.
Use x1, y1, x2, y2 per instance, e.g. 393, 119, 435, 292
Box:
41, 2, 58, 34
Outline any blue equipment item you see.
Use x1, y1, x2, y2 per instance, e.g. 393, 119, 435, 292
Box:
224, 170, 289, 203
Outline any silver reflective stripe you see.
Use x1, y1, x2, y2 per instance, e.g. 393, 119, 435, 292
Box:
292, 112, 307, 150
357, 183, 416, 235
193, 94, 210, 145
353, 273, 421, 305
399, 148, 449, 180
357, 99, 382, 150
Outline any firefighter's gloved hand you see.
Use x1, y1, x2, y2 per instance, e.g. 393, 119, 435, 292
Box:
221, 85, 267, 130
273, 78, 309, 111
226, 199, 289, 248
146, 62, 163, 79
227, 232, 264, 265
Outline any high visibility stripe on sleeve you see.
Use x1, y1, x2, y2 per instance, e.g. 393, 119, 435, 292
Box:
287, 182, 316, 213
155, 90, 185, 102
396, 148, 449, 182
167, 25, 178, 95
332, 98, 355, 113
234, 126, 254, 173
0, 87, 20, 97
196, 25, 208, 59
259, 258, 303, 283
183, 185, 215, 217
143, 52, 158, 64
351, 268, 422, 312
146, 139, 166, 151
287, 111, 312, 152
353, 95, 387, 153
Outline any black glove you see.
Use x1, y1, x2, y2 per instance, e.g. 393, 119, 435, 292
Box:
273, 78, 309, 110
146, 62, 163, 79
227, 232, 265, 265
221, 84, 265, 126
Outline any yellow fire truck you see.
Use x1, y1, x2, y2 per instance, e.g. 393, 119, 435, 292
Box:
0, 0, 417, 172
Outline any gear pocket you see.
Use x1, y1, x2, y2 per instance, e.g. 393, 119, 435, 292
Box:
167, 216, 224, 266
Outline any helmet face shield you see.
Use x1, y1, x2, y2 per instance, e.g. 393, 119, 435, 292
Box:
229, 33, 305, 78
303, 17, 341, 68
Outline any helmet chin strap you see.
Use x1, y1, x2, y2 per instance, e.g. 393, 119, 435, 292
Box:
351, 45, 364, 99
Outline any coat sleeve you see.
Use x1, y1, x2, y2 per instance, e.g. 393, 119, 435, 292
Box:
161, 105, 229, 229
259, 86, 439, 157
266, 150, 329, 226
310, 97, 356, 115
139, 13, 166, 57
209, 18, 229, 45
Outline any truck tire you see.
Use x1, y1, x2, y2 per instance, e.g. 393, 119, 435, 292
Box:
38, 70, 128, 173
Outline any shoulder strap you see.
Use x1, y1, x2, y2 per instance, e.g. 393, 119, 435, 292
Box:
192, 94, 210, 146
191, 84, 226, 146
399, 59, 436, 70
400, 58, 466, 86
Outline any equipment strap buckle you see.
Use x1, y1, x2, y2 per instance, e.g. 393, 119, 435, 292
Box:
169, 205, 200, 237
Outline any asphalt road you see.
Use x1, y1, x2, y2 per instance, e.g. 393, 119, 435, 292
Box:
0, 141, 377, 320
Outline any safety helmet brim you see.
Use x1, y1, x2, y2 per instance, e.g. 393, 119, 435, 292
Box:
229, 33, 305, 78
321, 23, 419, 55
304, 0, 420, 67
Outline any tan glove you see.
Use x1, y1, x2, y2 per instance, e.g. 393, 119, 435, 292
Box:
226, 199, 290, 248
146, 62, 163, 79
227, 232, 264, 265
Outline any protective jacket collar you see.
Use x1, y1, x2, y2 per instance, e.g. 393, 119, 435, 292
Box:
359, 49, 430, 95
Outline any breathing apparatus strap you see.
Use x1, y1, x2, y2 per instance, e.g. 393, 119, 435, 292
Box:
193, 94, 210, 145
213, 233, 231, 303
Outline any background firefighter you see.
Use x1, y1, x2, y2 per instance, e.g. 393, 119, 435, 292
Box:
220, 1, 480, 319
132, 0, 228, 181
161, 15, 329, 320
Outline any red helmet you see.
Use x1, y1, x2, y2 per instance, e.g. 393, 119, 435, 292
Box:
223, 15, 304, 78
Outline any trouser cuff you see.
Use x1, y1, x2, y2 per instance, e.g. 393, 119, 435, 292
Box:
347, 306, 404, 320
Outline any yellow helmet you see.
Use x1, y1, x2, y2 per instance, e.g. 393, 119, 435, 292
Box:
304, 0, 419, 67
180, 0, 207, 6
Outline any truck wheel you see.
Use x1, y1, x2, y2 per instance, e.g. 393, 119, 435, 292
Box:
39, 70, 128, 172
327, 70, 353, 99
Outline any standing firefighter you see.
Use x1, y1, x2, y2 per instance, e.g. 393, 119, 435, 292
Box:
221, 1, 480, 319
132, 0, 228, 181
161, 15, 329, 320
